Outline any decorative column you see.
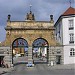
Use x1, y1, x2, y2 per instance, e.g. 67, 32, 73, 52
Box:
26, 35, 34, 66
27, 46, 34, 67
28, 47, 33, 62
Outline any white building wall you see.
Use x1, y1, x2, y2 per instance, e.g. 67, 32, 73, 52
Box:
60, 21, 63, 44
55, 21, 63, 45
62, 18, 69, 45
64, 46, 75, 64
62, 16, 75, 64
74, 17, 75, 44
55, 15, 75, 65
62, 17, 75, 45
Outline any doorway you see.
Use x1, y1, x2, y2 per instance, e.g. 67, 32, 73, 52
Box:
56, 56, 61, 64
0, 56, 4, 67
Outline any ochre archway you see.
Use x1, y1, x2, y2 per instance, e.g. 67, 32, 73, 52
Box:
32, 38, 49, 64
12, 38, 28, 65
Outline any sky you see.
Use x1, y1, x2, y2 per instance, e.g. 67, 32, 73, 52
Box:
0, 0, 75, 42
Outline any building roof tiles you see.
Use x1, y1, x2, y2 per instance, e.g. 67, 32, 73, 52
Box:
62, 7, 75, 16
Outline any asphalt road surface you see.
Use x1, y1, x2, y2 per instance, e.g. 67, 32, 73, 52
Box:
5, 64, 75, 75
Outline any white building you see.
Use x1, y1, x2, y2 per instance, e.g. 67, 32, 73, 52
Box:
54, 7, 75, 64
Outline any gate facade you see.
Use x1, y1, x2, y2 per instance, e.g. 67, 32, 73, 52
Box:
0, 10, 63, 67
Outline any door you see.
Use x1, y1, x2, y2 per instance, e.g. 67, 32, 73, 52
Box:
0, 56, 4, 67
0, 57, 1, 67
56, 56, 61, 64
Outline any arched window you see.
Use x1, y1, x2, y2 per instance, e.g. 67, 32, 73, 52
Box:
32, 38, 49, 47
12, 38, 28, 48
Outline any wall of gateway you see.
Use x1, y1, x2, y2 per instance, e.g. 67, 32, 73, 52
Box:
0, 47, 12, 68
49, 46, 63, 65
0, 46, 63, 67
5, 29, 56, 47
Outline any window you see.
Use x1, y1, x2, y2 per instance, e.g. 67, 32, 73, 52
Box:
70, 48, 75, 56
69, 33, 74, 43
69, 20, 74, 30
57, 49, 61, 54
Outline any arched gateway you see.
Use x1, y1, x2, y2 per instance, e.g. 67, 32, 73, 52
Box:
12, 38, 49, 64
32, 38, 49, 63
1, 8, 63, 67
12, 38, 28, 64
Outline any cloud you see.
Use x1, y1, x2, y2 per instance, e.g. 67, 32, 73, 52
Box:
0, 0, 75, 41
43, 0, 75, 4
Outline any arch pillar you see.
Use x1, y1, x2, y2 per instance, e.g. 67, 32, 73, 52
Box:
48, 46, 56, 66
27, 46, 34, 66
27, 38, 34, 66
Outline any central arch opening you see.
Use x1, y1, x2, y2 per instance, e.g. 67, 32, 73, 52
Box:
32, 38, 49, 64
12, 38, 28, 65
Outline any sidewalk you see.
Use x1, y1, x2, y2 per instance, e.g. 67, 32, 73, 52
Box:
0, 64, 75, 75
49, 64, 75, 70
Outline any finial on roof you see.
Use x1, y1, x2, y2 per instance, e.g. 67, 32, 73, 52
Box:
69, 0, 72, 7
30, 4, 32, 12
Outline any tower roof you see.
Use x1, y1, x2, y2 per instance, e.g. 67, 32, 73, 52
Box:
62, 7, 75, 16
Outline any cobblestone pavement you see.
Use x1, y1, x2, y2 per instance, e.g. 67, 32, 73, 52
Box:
0, 64, 75, 75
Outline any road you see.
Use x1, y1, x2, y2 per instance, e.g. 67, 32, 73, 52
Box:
5, 64, 75, 75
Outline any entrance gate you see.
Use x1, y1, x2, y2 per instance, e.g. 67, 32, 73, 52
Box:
12, 38, 28, 65
32, 38, 49, 64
